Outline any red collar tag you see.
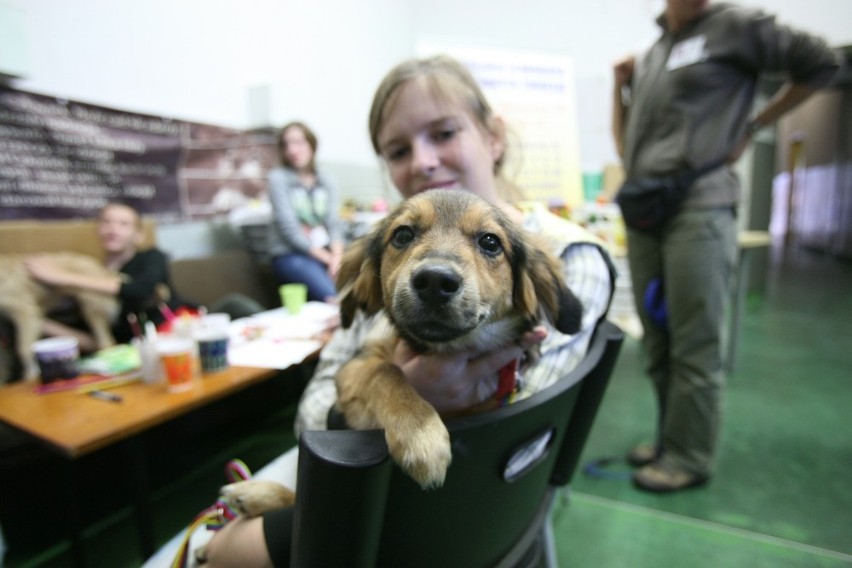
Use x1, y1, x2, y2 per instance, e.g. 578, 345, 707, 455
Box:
495, 358, 519, 405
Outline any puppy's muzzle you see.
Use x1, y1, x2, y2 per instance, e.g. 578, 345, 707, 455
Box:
411, 265, 461, 307
394, 263, 478, 345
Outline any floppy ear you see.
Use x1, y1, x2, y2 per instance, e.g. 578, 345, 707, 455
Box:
511, 234, 584, 335
336, 224, 386, 328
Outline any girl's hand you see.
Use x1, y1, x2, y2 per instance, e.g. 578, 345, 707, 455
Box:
393, 326, 548, 414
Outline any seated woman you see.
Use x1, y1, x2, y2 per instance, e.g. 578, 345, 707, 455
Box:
266, 122, 345, 303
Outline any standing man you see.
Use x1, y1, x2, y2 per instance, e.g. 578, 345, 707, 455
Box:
612, 0, 841, 492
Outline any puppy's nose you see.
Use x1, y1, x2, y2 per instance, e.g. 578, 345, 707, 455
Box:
411, 266, 461, 306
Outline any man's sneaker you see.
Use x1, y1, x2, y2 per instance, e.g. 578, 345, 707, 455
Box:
632, 462, 709, 493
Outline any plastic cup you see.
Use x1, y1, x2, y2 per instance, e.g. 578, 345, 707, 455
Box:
32, 336, 80, 384
582, 171, 603, 202
131, 337, 162, 384
200, 313, 231, 333
194, 328, 229, 373
156, 337, 196, 392
279, 284, 308, 315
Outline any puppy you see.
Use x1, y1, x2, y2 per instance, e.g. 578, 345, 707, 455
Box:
213, 189, 582, 527
0, 253, 118, 382
333, 189, 582, 489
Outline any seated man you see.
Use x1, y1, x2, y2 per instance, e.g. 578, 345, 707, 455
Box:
24, 201, 175, 350
0, 202, 176, 383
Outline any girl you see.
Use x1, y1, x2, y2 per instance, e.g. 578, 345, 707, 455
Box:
190, 55, 614, 568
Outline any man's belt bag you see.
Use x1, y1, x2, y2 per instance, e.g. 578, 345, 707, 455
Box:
616, 161, 724, 231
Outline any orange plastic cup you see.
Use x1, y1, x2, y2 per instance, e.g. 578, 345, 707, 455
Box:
156, 337, 195, 392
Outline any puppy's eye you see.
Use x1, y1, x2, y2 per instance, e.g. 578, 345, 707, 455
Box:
390, 226, 415, 248
478, 233, 503, 256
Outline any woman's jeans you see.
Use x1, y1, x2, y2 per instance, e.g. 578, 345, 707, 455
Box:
271, 253, 336, 302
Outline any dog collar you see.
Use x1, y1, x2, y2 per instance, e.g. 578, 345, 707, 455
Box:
495, 358, 521, 406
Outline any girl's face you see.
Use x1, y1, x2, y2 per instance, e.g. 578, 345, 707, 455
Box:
282, 126, 314, 171
376, 78, 503, 202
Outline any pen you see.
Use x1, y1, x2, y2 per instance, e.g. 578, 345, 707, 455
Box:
88, 390, 123, 403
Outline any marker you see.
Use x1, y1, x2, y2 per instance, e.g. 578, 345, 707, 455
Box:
127, 312, 143, 338
88, 390, 123, 403
159, 302, 176, 322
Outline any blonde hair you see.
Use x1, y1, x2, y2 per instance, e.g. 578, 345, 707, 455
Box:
368, 55, 518, 190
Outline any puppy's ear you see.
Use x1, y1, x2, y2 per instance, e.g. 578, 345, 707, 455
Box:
512, 235, 583, 335
336, 225, 386, 328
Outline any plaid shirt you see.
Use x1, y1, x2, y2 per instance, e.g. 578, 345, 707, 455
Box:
294, 211, 614, 435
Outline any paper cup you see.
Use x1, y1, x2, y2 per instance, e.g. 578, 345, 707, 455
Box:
279, 283, 308, 315
32, 336, 80, 384
200, 313, 231, 334
194, 328, 229, 374
156, 337, 196, 392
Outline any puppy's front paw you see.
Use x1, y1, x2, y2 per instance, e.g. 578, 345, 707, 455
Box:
386, 412, 452, 490
219, 480, 295, 517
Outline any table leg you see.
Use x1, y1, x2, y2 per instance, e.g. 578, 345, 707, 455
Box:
60, 459, 87, 567
726, 249, 754, 373
123, 437, 155, 559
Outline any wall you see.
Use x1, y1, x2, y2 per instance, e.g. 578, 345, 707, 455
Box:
3, 0, 851, 256
9, 0, 851, 177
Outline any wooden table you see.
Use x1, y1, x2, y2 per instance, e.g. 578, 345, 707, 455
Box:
0, 365, 279, 459
0, 302, 339, 566
0, 365, 282, 566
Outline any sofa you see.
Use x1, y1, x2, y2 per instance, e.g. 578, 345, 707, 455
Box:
0, 218, 279, 311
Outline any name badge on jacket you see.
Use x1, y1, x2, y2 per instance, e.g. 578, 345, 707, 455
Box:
667, 35, 708, 70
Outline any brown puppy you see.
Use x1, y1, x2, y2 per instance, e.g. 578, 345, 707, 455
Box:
214, 189, 582, 526
333, 189, 582, 488
0, 253, 118, 382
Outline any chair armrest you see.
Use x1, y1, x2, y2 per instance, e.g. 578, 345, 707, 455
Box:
291, 430, 392, 568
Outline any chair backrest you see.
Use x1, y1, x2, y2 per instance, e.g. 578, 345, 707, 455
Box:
291, 320, 624, 568
239, 222, 272, 265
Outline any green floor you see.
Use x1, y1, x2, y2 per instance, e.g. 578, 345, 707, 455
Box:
3, 244, 851, 567
560, 244, 852, 567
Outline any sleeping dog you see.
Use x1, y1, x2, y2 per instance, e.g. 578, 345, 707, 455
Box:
214, 189, 582, 520
0, 253, 118, 382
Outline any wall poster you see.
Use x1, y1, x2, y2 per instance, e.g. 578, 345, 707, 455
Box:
416, 43, 583, 206
0, 87, 277, 221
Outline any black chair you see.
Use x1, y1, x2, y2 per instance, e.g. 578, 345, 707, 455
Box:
238, 222, 272, 266
290, 320, 624, 568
